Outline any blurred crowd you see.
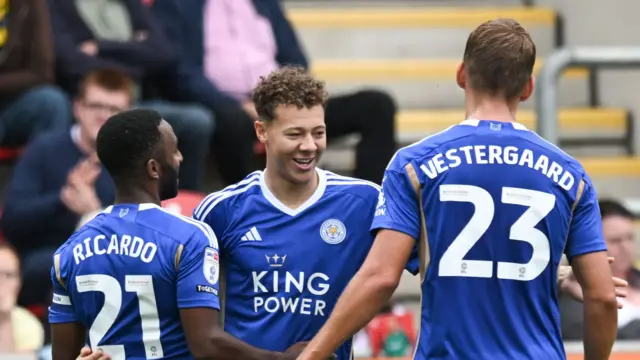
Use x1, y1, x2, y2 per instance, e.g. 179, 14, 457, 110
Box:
0, 0, 637, 358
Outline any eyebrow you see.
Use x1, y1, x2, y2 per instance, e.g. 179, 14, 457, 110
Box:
284, 125, 326, 131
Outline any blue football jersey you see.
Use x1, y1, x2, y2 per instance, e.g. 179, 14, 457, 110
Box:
49, 203, 221, 360
371, 120, 607, 360
193, 169, 382, 360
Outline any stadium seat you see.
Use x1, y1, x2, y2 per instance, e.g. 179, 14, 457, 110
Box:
161, 190, 206, 217
395, 108, 627, 138
288, 7, 557, 28
312, 59, 587, 81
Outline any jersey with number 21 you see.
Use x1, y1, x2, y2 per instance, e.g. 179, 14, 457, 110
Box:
48, 204, 221, 360
371, 119, 606, 360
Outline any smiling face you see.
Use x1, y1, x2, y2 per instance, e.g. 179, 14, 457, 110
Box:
255, 104, 326, 185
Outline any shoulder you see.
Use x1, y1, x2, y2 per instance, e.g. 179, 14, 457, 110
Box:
193, 171, 263, 220
55, 228, 88, 259
519, 130, 588, 178
323, 170, 381, 204
324, 170, 380, 193
135, 204, 218, 249
21, 130, 71, 157
387, 124, 471, 171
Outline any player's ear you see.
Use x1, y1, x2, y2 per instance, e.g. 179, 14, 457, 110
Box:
254, 120, 268, 143
146, 159, 161, 180
456, 63, 466, 90
519, 76, 535, 102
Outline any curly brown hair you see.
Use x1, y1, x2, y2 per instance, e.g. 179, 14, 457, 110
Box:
252, 66, 328, 121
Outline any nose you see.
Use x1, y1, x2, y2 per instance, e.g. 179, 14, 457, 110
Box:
299, 133, 317, 152
176, 150, 183, 164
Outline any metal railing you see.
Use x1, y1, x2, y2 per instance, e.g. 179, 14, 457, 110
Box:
535, 47, 640, 153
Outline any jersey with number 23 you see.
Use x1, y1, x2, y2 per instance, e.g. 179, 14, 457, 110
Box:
371, 119, 607, 360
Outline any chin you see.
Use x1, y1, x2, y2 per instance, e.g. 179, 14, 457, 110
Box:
288, 169, 316, 185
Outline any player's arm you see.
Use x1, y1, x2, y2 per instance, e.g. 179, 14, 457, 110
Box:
49, 254, 87, 360
299, 166, 420, 360
565, 178, 618, 360
176, 227, 296, 360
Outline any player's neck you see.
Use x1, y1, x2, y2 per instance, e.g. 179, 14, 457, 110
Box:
465, 95, 518, 123
114, 186, 161, 206
263, 167, 319, 209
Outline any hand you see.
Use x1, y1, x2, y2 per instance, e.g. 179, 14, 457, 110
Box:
285, 342, 336, 360
559, 256, 628, 308
79, 41, 98, 56
283, 341, 308, 359
68, 154, 101, 187
61, 182, 102, 216
242, 101, 259, 121
77, 346, 111, 360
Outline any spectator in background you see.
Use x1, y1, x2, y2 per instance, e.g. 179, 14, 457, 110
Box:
560, 199, 640, 339
0, 69, 133, 308
0, 0, 70, 146
48, 0, 213, 190
365, 301, 416, 357
150, 0, 396, 185
0, 243, 45, 354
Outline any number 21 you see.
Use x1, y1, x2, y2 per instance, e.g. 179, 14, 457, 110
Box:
76, 274, 163, 360
438, 185, 556, 281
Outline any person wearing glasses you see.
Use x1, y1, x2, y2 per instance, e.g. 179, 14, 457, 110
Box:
0, 69, 133, 312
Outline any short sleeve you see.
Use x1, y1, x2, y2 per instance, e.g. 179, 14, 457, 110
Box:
404, 245, 420, 275
48, 263, 78, 324
370, 169, 421, 240
564, 178, 607, 259
193, 192, 229, 251
176, 224, 221, 310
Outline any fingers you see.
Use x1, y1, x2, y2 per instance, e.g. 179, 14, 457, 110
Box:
79, 347, 92, 356
91, 350, 110, 360
77, 347, 108, 360
616, 288, 627, 298
617, 300, 625, 309
613, 277, 629, 288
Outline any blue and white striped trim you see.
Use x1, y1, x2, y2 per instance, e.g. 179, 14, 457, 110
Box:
195, 179, 261, 221
193, 171, 261, 218
325, 172, 381, 191
139, 204, 219, 249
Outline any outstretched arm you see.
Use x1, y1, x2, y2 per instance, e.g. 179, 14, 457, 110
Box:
299, 164, 422, 360
298, 230, 414, 360
564, 178, 617, 360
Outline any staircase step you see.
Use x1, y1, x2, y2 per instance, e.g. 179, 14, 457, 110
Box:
394, 108, 627, 143
312, 59, 587, 81
291, 7, 558, 58
284, 0, 521, 9
314, 59, 587, 108
288, 7, 557, 28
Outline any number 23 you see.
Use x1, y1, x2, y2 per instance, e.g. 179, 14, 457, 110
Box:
438, 185, 556, 281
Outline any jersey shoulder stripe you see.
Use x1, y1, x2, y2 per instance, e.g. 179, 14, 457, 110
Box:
139, 204, 219, 249
194, 171, 261, 218
195, 180, 261, 221
325, 171, 381, 191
